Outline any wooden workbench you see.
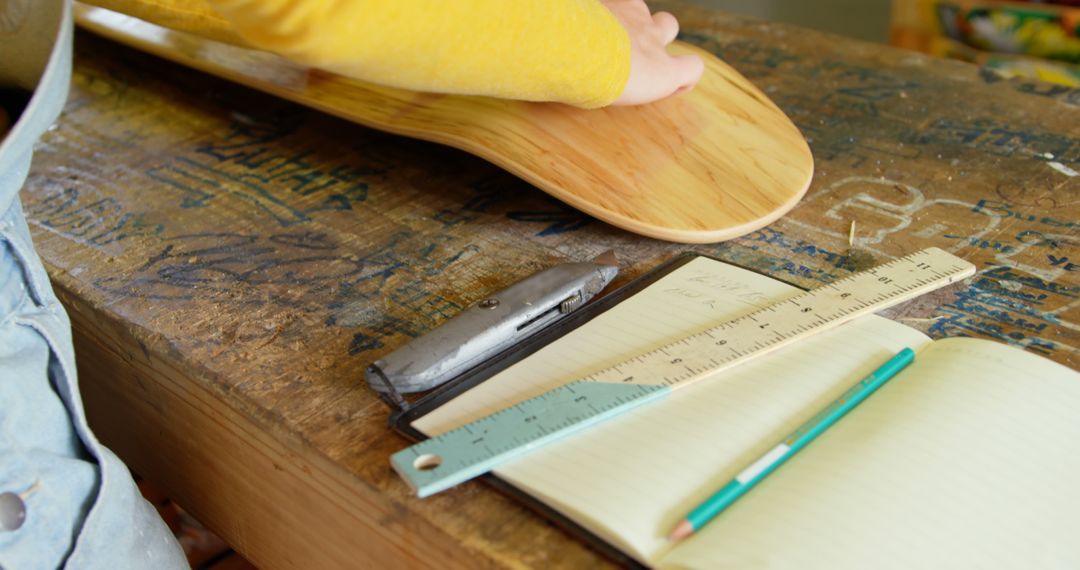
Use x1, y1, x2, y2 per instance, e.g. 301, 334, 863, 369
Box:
23, 4, 1078, 568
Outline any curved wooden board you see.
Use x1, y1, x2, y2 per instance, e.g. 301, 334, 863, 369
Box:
74, 5, 813, 243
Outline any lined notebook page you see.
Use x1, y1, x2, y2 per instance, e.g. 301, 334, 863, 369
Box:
660, 337, 1080, 570
411, 257, 931, 564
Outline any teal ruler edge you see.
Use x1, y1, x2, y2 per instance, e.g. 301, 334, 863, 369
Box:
391, 247, 976, 498
391, 381, 671, 498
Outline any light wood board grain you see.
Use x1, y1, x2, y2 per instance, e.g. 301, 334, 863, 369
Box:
74, 4, 813, 244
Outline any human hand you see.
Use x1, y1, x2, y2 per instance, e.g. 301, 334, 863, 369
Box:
601, 0, 704, 106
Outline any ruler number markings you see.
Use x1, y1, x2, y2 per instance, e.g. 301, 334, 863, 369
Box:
391, 248, 976, 497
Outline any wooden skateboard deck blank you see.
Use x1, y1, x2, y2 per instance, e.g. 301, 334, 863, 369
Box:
75, 5, 814, 243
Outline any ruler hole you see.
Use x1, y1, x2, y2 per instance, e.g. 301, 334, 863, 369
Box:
414, 454, 442, 471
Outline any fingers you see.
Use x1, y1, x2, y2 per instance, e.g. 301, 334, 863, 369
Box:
652, 9, 699, 95
652, 11, 679, 45
605, 1, 705, 105
671, 53, 704, 91
657, 54, 703, 100
653, 10, 700, 96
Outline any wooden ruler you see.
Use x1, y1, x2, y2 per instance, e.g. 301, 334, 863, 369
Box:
392, 248, 975, 497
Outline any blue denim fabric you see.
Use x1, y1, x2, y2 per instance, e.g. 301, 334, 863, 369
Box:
1, 1, 186, 567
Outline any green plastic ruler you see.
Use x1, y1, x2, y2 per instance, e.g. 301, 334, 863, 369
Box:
392, 248, 975, 497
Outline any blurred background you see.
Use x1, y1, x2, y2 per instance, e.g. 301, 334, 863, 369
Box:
688, 0, 1080, 86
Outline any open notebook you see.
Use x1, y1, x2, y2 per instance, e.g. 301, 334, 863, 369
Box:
407, 255, 1080, 568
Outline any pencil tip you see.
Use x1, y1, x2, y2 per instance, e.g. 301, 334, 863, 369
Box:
668, 520, 694, 542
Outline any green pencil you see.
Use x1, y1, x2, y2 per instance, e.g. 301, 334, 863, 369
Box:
669, 347, 916, 541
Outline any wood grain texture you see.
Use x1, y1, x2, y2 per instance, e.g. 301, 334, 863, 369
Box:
21, 2, 1078, 568
73, 4, 814, 244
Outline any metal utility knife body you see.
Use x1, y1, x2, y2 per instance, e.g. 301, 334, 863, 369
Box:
366, 252, 619, 395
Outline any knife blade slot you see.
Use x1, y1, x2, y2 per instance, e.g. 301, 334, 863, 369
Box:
516, 304, 562, 333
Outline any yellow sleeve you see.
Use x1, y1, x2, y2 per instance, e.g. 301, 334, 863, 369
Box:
207, 0, 631, 108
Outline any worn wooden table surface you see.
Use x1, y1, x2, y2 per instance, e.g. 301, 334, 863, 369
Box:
23, 3, 1079, 568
